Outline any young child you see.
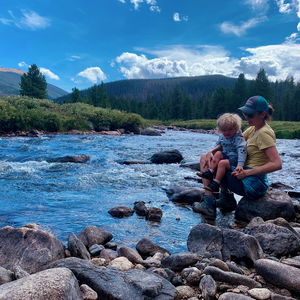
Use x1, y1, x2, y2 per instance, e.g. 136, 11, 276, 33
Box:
198, 113, 247, 192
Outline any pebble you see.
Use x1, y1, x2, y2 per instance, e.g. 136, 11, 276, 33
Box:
248, 288, 271, 300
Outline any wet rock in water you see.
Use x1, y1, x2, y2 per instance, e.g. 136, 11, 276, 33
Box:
244, 217, 300, 257
146, 207, 163, 221
0, 267, 14, 285
270, 182, 294, 190
161, 253, 199, 272
199, 274, 217, 300
136, 238, 170, 258
187, 224, 223, 259
99, 249, 118, 262
203, 266, 261, 288
118, 160, 151, 165
219, 292, 255, 300
68, 234, 91, 260
78, 225, 113, 247
0, 267, 82, 300
175, 285, 196, 300
248, 288, 271, 300
118, 246, 144, 265
172, 188, 204, 204
12, 265, 29, 280
255, 259, 300, 293
181, 267, 202, 285
150, 149, 183, 164
88, 244, 104, 256
80, 284, 98, 300
0, 225, 65, 274
134, 201, 148, 216
180, 161, 200, 171
109, 257, 134, 271
108, 206, 134, 218
49, 257, 177, 300
47, 154, 90, 163
140, 127, 163, 136
235, 190, 295, 222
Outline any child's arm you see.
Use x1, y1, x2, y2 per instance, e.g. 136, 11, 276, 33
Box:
235, 132, 247, 170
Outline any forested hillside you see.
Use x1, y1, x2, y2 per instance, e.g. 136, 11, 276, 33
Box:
58, 70, 300, 122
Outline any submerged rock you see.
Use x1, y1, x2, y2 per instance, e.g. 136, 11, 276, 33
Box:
150, 149, 183, 164
235, 190, 295, 222
108, 206, 134, 218
134, 201, 148, 216
78, 225, 113, 247
146, 207, 163, 222
47, 155, 90, 163
0, 225, 65, 274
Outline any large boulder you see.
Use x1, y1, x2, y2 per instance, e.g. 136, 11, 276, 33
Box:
172, 188, 204, 204
244, 217, 300, 257
150, 150, 183, 164
235, 190, 295, 222
78, 226, 113, 247
47, 155, 90, 163
255, 259, 300, 293
49, 257, 177, 300
117, 246, 144, 265
187, 224, 263, 265
0, 225, 65, 274
68, 234, 91, 260
0, 267, 82, 300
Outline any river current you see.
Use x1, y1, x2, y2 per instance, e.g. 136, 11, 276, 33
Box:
0, 130, 299, 253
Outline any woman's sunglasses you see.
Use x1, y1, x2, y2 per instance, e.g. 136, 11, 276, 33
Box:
243, 113, 255, 119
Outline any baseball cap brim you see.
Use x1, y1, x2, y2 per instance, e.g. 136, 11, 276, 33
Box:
238, 105, 256, 115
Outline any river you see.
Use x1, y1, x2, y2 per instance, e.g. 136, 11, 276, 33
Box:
0, 130, 299, 253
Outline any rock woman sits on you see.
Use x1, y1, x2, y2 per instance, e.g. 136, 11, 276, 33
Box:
197, 95, 282, 219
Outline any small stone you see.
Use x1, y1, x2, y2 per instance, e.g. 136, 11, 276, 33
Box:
248, 288, 271, 300
175, 285, 196, 300
199, 275, 217, 299
109, 257, 134, 271
91, 258, 107, 266
89, 244, 104, 256
104, 242, 117, 250
209, 259, 230, 271
80, 284, 98, 300
0, 266, 14, 284
12, 265, 29, 279
135, 264, 146, 270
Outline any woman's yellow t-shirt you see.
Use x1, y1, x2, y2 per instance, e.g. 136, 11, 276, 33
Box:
243, 123, 276, 168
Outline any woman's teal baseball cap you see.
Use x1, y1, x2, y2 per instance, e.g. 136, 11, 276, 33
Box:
238, 95, 269, 115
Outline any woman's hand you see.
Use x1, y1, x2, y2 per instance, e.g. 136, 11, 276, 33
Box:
232, 168, 249, 179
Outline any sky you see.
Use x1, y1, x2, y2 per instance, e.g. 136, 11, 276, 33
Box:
1, 0, 300, 92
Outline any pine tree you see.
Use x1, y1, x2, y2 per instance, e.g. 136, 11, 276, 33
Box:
20, 64, 47, 99
70, 87, 81, 103
253, 68, 271, 100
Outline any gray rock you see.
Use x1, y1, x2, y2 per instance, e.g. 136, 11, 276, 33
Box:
172, 188, 204, 204
203, 266, 261, 288
78, 225, 113, 247
104, 242, 117, 250
181, 267, 202, 285
99, 249, 118, 261
0, 267, 82, 300
47, 154, 90, 163
199, 275, 217, 300
281, 256, 300, 268
108, 206, 134, 218
133, 201, 148, 216
136, 238, 170, 258
161, 253, 199, 272
89, 244, 104, 256
149, 268, 169, 279
187, 224, 223, 259
68, 234, 91, 260
0, 267, 14, 285
235, 190, 295, 222
175, 285, 195, 300
150, 149, 183, 164
80, 284, 98, 300
219, 292, 255, 300
0, 225, 65, 274
270, 294, 296, 300
209, 259, 229, 271
244, 217, 300, 257
49, 257, 177, 300
146, 207, 163, 221
248, 288, 271, 300
118, 246, 144, 265
255, 259, 300, 293
12, 265, 29, 279
180, 161, 200, 171
140, 128, 162, 136
226, 262, 245, 275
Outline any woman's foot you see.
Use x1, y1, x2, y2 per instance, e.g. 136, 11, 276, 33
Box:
205, 180, 220, 193
193, 194, 216, 218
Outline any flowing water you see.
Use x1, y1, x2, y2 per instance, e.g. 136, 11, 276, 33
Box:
0, 130, 299, 253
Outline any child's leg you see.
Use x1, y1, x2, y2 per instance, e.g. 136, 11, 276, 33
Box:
209, 151, 224, 171
214, 159, 230, 182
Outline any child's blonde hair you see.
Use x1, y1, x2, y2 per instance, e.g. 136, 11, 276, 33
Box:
217, 113, 242, 132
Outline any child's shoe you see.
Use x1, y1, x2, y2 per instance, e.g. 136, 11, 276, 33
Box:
205, 180, 220, 193
196, 169, 214, 181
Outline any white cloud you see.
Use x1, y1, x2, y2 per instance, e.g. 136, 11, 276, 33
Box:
173, 12, 188, 22
246, 0, 269, 11
68, 55, 81, 61
18, 61, 29, 68
0, 10, 50, 30
114, 43, 300, 81
118, 0, 160, 12
39, 67, 60, 80
77, 67, 107, 83
220, 17, 266, 36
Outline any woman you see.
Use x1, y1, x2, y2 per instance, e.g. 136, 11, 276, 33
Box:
197, 95, 282, 219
